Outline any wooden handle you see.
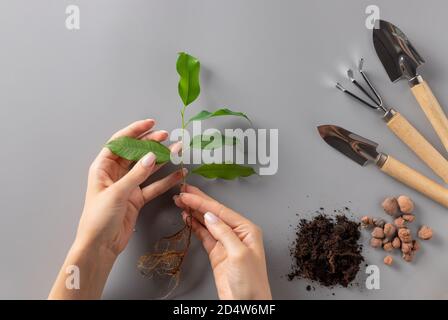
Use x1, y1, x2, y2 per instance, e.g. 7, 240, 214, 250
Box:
387, 111, 448, 183
380, 155, 448, 207
411, 79, 448, 152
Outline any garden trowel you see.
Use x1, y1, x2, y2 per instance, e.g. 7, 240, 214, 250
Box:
373, 19, 448, 152
318, 125, 448, 208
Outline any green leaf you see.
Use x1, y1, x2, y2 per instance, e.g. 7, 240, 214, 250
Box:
190, 134, 239, 150
192, 164, 256, 180
177, 52, 201, 106
105, 136, 171, 164
186, 108, 251, 126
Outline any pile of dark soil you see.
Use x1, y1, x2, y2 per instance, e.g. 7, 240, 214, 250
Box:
288, 214, 364, 287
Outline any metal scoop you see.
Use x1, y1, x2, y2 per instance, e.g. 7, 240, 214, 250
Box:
318, 125, 448, 207
373, 19, 448, 152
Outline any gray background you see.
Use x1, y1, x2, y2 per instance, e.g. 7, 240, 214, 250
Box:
1, 0, 448, 299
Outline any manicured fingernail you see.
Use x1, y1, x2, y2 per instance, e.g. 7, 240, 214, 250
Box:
204, 212, 219, 224
146, 119, 155, 124
141, 152, 156, 167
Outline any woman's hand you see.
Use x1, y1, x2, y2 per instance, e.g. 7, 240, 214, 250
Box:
49, 119, 184, 299
174, 184, 272, 300
75, 119, 183, 256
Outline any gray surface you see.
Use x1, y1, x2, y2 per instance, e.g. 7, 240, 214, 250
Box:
1, 0, 448, 299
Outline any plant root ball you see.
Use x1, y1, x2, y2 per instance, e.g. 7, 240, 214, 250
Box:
371, 227, 385, 239
397, 195, 414, 214
382, 197, 399, 216
384, 255, 393, 266
418, 225, 433, 240
398, 228, 412, 243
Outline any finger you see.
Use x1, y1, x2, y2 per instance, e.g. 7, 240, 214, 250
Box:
178, 193, 250, 228
182, 212, 216, 254
140, 130, 169, 142
109, 119, 156, 141
174, 198, 207, 225
173, 194, 186, 210
151, 141, 183, 175
142, 168, 187, 203
180, 184, 214, 201
113, 152, 156, 194
202, 211, 245, 253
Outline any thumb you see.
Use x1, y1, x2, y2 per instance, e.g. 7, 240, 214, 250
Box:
203, 211, 245, 253
114, 152, 156, 194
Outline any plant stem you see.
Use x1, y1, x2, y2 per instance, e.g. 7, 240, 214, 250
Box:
180, 105, 187, 184
178, 104, 192, 274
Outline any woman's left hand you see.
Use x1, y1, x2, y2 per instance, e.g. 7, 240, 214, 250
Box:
49, 119, 184, 299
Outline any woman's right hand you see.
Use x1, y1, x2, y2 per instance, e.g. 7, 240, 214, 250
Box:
174, 184, 272, 300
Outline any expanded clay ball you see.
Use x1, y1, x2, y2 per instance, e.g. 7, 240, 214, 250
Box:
382, 197, 399, 216
402, 253, 414, 262
412, 240, 421, 252
383, 223, 397, 238
373, 218, 386, 228
418, 225, 433, 240
398, 228, 412, 243
402, 214, 415, 223
384, 255, 393, 266
361, 216, 373, 227
371, 227, 385, 239
397, 196, 414, 214
370, 238, 382, 248
394, 217, 406, 229
383, 242, 393, 252
392, 237, 401, 249
401, 242, 413, 254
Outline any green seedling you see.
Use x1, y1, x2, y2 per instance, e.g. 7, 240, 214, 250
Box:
106, 52, 255, 296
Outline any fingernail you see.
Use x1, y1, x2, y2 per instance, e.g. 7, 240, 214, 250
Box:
141, 152, 156, 167
181, 168, 188, 176
173, 195, 179, 201
204, 212, 219, 224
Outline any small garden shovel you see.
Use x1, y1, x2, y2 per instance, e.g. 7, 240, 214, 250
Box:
373, 19, 448, 152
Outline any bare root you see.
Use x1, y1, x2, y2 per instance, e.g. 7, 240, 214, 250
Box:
137, 213, 192, 298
